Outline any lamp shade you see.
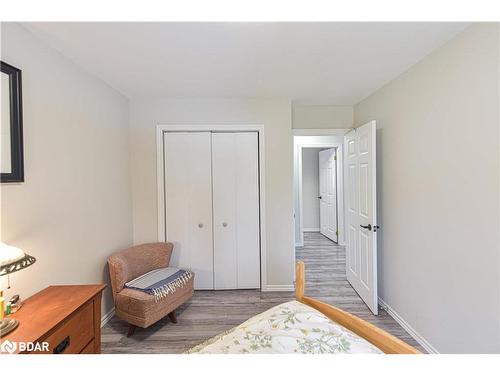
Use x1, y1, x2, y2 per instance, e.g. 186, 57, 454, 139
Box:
0, 243, 36, 276
0, 243, 25, 266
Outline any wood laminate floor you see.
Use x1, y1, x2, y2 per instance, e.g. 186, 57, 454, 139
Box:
101, 232, 423, 353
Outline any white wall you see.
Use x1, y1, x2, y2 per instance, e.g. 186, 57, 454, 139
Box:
302, 148, 321, 230
0, 23, 133, 317
293, 105, 353, 129
129, 98, 295, 289
355, 24, 500, 353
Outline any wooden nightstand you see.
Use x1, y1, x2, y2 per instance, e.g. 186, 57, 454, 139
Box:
2, 285, 106, 354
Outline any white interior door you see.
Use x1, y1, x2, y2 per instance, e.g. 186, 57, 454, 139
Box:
164, 132, 214, 289
344, 121, 378, 314
319, 148, 338, 242
212, 132, 260, 289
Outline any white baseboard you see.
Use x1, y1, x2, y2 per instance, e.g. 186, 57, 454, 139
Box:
304, 228, 320, 232
101, 307, 115, 328
378, 298, 439, 354
262, 284, 295, 292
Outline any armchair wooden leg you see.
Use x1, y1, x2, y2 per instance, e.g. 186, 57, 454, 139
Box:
127, 324, 137, 337
168, 310, 177, 324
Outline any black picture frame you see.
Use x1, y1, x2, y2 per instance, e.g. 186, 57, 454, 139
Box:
1, 61, 24, 183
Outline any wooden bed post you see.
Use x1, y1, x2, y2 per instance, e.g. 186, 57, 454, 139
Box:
295, 261, 305, 302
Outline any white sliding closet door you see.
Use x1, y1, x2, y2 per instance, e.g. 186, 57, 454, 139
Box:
212, 132, 260, 289
164, 132, 214, 289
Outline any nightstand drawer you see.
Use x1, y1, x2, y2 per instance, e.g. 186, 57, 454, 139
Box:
40, 301, 94, 354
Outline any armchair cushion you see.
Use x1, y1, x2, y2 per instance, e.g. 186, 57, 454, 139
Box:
108, 242, 173, 296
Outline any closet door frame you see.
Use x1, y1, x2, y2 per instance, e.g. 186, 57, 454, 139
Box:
156, 124, 267, 290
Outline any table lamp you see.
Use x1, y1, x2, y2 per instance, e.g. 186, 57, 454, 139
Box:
0, 242, 36, 337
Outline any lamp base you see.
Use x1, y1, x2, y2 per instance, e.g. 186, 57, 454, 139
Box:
0, 318, 19, 337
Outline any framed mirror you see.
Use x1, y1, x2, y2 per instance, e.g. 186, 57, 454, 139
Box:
1, 61, 24, 183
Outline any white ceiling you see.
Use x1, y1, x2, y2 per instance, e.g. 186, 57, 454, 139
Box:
22, 22, 468, 104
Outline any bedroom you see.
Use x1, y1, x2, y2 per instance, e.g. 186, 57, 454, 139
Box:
1, 1, 500, 373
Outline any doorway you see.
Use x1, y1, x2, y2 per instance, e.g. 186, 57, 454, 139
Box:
301, 147, 338, 242
292, 123, 379, 316
293, 133, 345, 247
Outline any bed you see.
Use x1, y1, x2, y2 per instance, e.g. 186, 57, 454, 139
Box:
187, 261, 420, 354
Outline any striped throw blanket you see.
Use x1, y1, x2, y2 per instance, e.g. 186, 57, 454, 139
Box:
125, 267, 194, 302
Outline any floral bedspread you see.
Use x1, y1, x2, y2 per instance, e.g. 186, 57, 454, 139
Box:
187, 300, 383, 354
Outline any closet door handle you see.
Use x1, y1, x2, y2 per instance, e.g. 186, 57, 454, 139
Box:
222, 222, 228, 227
198, 223, 204, 228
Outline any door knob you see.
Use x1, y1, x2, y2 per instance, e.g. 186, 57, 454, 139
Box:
360, 224, 372, 231
222, 222, 228, 227
198, 223, 204, 228
318, 196, 322, 199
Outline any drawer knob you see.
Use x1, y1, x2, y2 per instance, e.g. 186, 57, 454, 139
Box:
53, 336, 70, 354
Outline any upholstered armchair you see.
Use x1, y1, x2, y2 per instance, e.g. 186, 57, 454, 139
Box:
107, 242, 194, 337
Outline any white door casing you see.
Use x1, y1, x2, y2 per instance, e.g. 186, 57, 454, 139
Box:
212, 132, 260, 289
293, 135, 347, 248
164, 132, 214, 289
344, 121, 378, 315
319, 148, 338, 242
